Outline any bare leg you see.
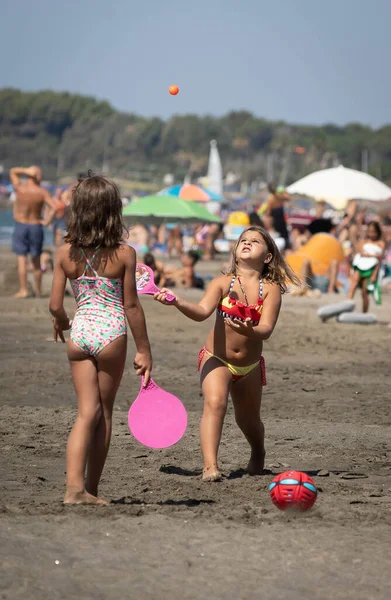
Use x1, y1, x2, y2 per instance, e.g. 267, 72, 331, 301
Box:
362, 279, 369, 313
369, 262, 381, 284
167, 231, 174, 258
157, 224, 166, 245
199, 355, 232, 481
31, 255, 43, 297
14, 256, 29, 298
85, 336, 127, 496
290, 258, 312, 296
348, 271, 361, 300
204, 224, 219, 261
65, 341, 107, 505
231, 365, 265, 475
327, 259, 339, 294
174, 226, 183, 256
301, 258, 313, 289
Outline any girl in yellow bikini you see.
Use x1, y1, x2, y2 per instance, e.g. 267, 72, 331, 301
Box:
154, 226, 299, 482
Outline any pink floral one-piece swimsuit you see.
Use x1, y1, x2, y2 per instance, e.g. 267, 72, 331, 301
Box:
70, 248, 127, 356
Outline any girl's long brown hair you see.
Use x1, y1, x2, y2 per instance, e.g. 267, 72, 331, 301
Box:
225, 226, 301, 293
64, 172, 127, 248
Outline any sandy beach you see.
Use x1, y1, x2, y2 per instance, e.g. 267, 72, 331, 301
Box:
0, 248, 390, 600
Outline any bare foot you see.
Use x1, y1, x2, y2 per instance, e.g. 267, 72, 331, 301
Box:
306, 288, 322, 299
290, 286, 306, 297
63, 491, 108, 506
13, 291, 29, 299
202, 464, 222, 482
247, 451, 265, 476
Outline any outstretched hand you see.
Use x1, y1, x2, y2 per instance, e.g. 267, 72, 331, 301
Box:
153, 288, 177, 306
224, 317, 254, 337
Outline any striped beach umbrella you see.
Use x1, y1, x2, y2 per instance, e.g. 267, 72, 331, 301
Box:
158, 183, 223, 203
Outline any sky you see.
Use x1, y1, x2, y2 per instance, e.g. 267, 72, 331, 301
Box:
1, 0, 390, 128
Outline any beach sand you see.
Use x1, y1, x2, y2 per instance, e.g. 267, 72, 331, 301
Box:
0, 249, 390, 599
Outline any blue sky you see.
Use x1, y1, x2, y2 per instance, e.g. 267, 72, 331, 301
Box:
1, 0, 390, 127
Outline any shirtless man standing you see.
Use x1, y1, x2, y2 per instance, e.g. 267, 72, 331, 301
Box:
10, 165, 56, 298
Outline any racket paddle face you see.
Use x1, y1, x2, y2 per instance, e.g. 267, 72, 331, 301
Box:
135, 263, 176, 303
128, 377, 187, 449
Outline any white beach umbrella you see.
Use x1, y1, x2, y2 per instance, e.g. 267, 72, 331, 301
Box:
286, 165, 391, 210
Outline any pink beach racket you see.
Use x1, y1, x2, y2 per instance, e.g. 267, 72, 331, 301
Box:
128, 377, 188, 449
135, 263, 176, 303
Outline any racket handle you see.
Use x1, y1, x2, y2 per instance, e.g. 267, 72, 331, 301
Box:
164, 292, 177, 304
140, 375, 156, 390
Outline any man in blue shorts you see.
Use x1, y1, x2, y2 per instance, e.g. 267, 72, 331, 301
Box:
10, 166, 57, 297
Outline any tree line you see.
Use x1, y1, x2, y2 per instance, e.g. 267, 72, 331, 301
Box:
1, 88, 390, 186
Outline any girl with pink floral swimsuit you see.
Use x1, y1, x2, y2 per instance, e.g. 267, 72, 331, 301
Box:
49, 173, 152, 506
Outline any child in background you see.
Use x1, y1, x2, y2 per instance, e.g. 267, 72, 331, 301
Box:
349, 221, 386, 311
49, 173, 152, 505
155, 226, 299, 481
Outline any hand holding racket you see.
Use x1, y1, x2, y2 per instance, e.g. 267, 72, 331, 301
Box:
154, 288, 178, 306
136, 263, 176, 303
133, 351, 152, 387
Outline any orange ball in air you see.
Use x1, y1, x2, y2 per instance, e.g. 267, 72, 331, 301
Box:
169, 85, 179, 95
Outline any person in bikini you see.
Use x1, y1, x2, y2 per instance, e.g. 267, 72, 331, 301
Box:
49, 173, 152, 505
154, 226, 299, 482
10, 165, 57, 297
165, 250, 204, 289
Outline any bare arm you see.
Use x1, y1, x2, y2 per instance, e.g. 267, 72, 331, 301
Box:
10, 167, 32, 189
154, 275, 225, 321
41, 190, 58, 226
49, 247, 71, 341
251, 284, 282, 340
123, 246, 152, 384
61, 187, 73, 205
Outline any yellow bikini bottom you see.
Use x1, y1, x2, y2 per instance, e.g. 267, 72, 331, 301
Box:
198, 347, 267, 384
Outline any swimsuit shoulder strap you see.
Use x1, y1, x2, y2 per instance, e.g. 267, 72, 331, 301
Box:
80, 247, 100, 277
259, 278, 263, 299
228, 275, 236, 294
